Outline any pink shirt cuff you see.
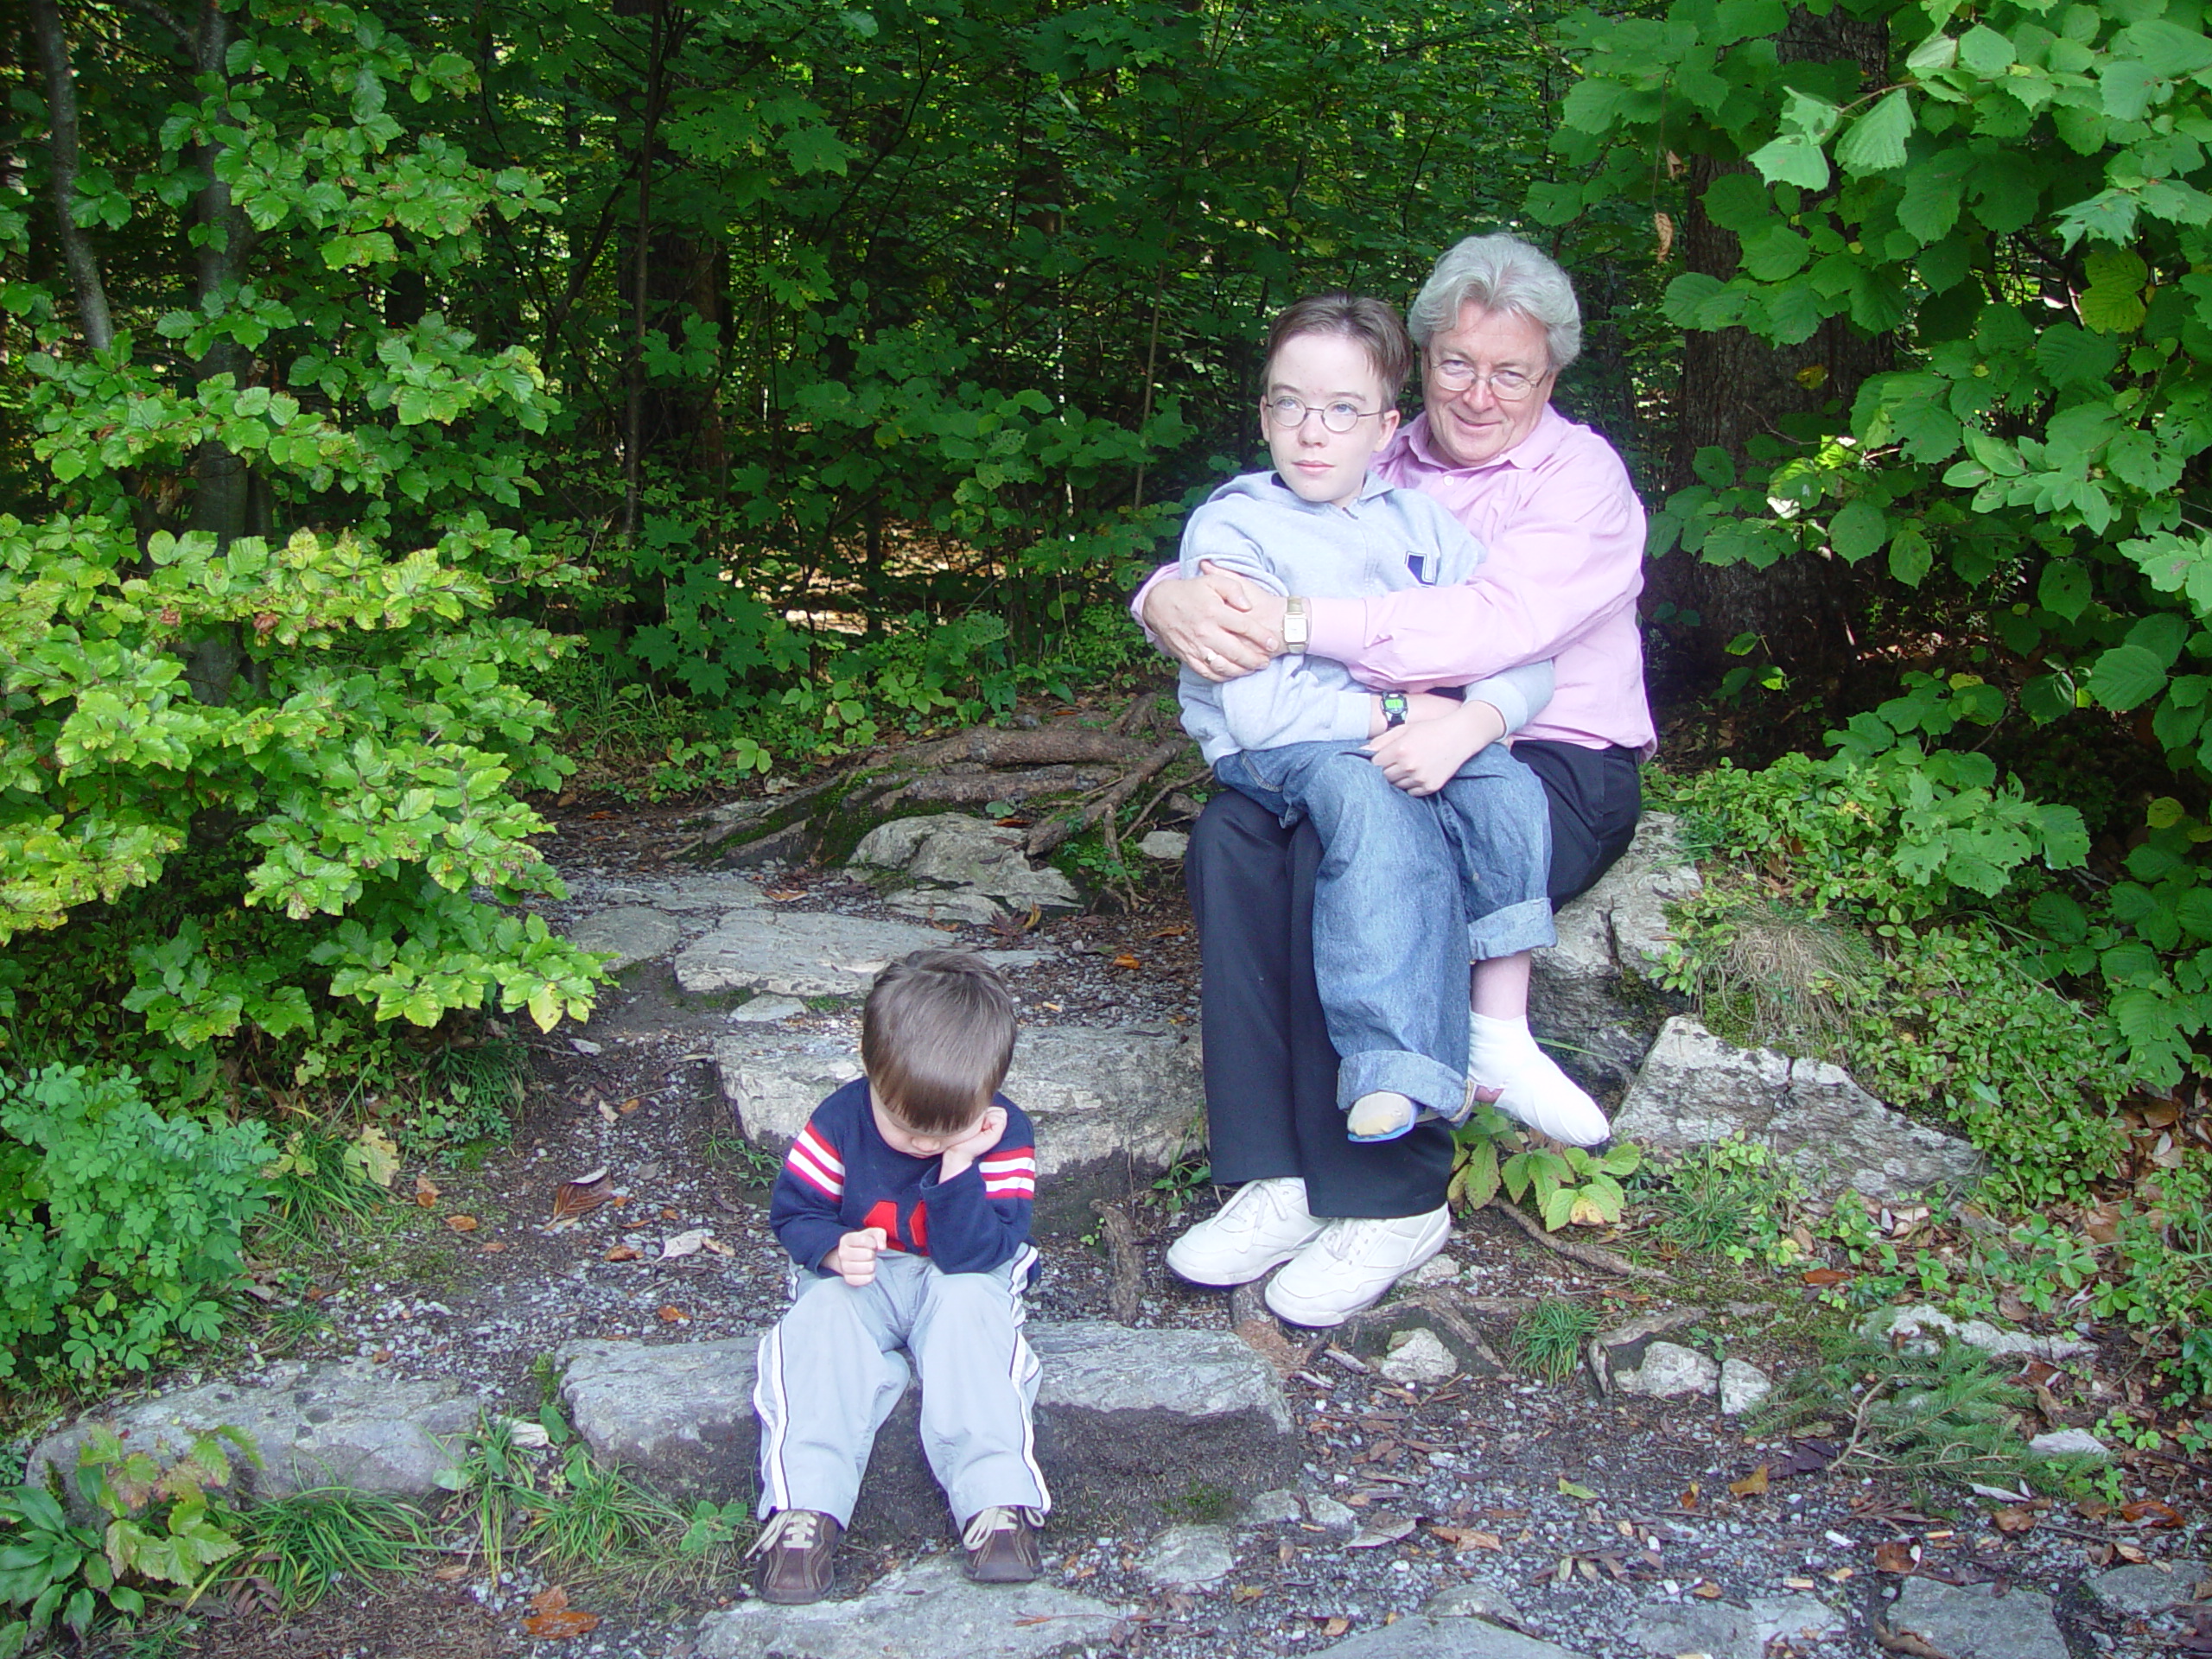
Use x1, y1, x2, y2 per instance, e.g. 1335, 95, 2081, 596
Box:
1304, 596, 1365, 667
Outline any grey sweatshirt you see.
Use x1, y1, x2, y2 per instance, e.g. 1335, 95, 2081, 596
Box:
1175, 470, 1554, 764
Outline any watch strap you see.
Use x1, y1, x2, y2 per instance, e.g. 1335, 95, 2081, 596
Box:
1281, 595, 1309, 652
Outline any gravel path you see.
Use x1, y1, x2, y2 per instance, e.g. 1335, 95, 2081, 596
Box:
139, 798, 2212, 1659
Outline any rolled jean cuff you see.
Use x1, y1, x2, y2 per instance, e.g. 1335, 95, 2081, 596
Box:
1336, 1050, 1467, 1119
1468, 896, 1556, 962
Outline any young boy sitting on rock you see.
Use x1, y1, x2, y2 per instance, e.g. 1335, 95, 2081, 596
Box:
748, 949, 1047, 1604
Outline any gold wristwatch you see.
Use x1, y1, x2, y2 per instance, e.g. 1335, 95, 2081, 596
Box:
1282, 595, 1309, 653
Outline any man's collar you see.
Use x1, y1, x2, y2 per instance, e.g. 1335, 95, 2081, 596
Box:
1398, 404, 1567, 474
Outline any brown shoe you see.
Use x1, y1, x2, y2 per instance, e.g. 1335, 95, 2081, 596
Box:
961, 1505, 1042, 1584
750, 1509, 841, 1604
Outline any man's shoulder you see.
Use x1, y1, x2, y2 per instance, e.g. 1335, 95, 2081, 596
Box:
1527, 408, 1634, 485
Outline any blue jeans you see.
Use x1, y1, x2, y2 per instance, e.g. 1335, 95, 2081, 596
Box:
1212, 739, 1555, 1119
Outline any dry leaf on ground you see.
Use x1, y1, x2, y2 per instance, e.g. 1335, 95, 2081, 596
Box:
658, 1306, 690, 1323
550, 1167, 612, 1224
1729, 1465, 1770, 1498
415, 1173, 441, 1208
444, 1214, 478, 1232
1874, 1541, 1920, 1574
1347, 1515, 1416, 1549
604, 1244, 640, 1262
660, 1228, 709, 1260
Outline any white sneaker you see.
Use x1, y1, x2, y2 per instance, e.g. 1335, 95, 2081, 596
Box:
1480, 1053, 1609, 1146
1165, 1178, 1327, 1287
1262, 1206, 1452, 1327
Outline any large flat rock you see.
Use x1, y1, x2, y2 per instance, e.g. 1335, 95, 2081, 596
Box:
850, 815, 1084, 919
1885, 1578, 2067, 1659
1313, 1615, 1593, 1658
674, 907, 1050, 998
716, 1025, 1205, 1225
1613, 1015, 1985, 1200
696, 1555, 1125, 1659
1529, 814, 1699, 1090
556, 1321, 1294, 1541
29, 1360, 479, 1507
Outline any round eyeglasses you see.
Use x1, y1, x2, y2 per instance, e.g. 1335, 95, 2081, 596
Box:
1262, 395, 1389, 434
1427, 358, 1551, 399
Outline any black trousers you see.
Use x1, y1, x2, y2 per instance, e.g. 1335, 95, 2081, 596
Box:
1184, 740, 1642, 1219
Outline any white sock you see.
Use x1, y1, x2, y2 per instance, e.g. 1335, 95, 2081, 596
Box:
1345, 1091, 1418, 1141
1468, 1012, 1544, 1089
1468, 1014, 1609, 1145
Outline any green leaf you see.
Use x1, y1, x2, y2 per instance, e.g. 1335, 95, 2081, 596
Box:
2038, 559, 2091, 620
2088, 643, 2171, 711
1829, 499, 1890, 564
1557, 1477, 1599, 1500
1888, 525, 1933, 587
1958, 24, 2017, 76
1747, 137, 1831, 192
1898, 162, 1966, 244
1836, 91, 1914, 176
2034, 323, 2120, 386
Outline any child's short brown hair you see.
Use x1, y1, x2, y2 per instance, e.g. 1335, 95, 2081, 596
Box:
861, 950, 1018, 1135
1264, 293, 1416, 404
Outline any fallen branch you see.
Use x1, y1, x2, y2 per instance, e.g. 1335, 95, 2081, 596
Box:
1484, 1197, 1674, 1285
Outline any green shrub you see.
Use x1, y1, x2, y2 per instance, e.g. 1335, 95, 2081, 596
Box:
1657, 766, 2132, 1205
0, 1426, 251, 1655
0, 1066, 272, 1382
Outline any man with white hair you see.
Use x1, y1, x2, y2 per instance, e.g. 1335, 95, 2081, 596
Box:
1138, 233, 1656, 1325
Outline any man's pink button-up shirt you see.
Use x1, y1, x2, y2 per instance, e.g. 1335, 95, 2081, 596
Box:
1307, 407, 1656, 755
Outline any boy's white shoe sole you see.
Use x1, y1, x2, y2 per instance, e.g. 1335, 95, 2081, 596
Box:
1262, 1205, 1452, 1328
1165, 1177, 1327, 1287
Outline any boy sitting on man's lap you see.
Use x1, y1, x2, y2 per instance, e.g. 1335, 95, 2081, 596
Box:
749, 950, 1046, 1604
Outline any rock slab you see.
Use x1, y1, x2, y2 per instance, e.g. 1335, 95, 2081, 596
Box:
1864, 1304, 2092, 1362
557, 1323, 1294, 1541
1313, 1614, 1592, 1658
1719, 1357, 1772, 1415
696, 1554, 1123, 1659
850, 815, 1084, 920
565, 905, 684, 971
716, 1025, 1205, 1226
29, 1359, 478, 1507
2088, 1560, 2207, 1616
1885, 1578, 2069, 1659
1136, 1523, 1236, 1587
1615, 1340, 1719, 1400
676, 906, 1051, 999
1626, 1592, 1843, 1659
1529, 813, 1700, 1090
1613, 1015, 1986, 1200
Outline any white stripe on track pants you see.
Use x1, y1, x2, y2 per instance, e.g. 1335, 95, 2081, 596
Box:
753, 1249, 1048, 1527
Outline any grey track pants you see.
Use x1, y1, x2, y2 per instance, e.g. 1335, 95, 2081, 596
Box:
752, 1249, 1049, 1527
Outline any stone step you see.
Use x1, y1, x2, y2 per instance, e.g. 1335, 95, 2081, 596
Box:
556, 1321, 1294, 1543
716, 1025, 1204, 1229
29, 1359, 481, 1508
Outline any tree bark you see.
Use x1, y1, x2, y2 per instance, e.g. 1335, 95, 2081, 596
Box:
1649, 9, 1894, 709
27, 0, 116, 351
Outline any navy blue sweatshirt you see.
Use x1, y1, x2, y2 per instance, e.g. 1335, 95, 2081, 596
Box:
768, 1077, 1038, 1278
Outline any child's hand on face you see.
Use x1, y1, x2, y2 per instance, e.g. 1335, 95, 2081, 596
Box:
937, 1104, 1007, 1179
829, 1226, 887, 1287
1366, 699, 1508, 797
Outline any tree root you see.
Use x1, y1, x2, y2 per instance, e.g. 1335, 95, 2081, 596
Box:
1026, 735, 1192, 859
1484, 1197, 1675, 1284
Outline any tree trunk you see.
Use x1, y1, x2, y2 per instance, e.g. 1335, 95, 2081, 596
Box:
1649, 9, 1894, 709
